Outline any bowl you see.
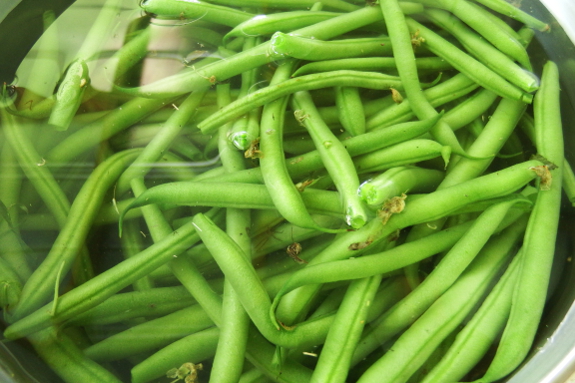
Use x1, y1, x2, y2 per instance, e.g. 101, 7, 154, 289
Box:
1, 1, 575, 382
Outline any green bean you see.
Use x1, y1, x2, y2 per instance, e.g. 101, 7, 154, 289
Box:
48, 59, 91, 131
480, 60, 564, 383
292, 90, 367, 228
259, 60, 342, 233
83, 303, 214, 362
110, 20, 152, 88
253, 217, 340, 259
274, 220, 473, 294
209, 83, 252, 383
270, 33, 392, 61
115, 88, 208, 194
1, 106, 70, 227
68, 286, 195, 326
0, 143, 32, 281
141, 0, 254, 27
562, 160, 575, 206
201, 0, 359, 12
131, 326, 219, 383
423, 8, 539, 92
293, 57, 453, 76
310, 275, 382, 383
238, 368, 270, 383
0, 257, 23, 309
335, 86, 365, 136
405, 17, 533, 104
3, 209, 223, 340
223, 11, 342, 43
30, 327, 123, 383
119, 183, 346, 227
199, 70, 403, 135
355, 218, 523, 383
120, 221, 156, 292
353, 139, 451, 174
441, 97, 528, 188
228, 38, 261, 150
421, 248, 523, 383
472, 0, 550, 31
440, 88, 498, 131
359, 166, 445, 207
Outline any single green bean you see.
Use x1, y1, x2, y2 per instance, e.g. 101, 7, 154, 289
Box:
199, 70, 403, 135
201, 0, 359, 12
270, 33, 392, 61
441, 97, 527, 188
141, 0, 253, 27
293, 57, 453, 76
379, 0, 464, 153
208, 83, 252, 383
310, 275, 382, 383
0, 257, 23, 309
119, 183, 346, 229
68, 286, 195, 326
273, 221, 473, 294
120, 219, 155, 291
292, 90, 367, 228
440, 88, 498, 131
131, 326, 219, 383
353, 139, 451, 174
335, 86, 365, 136
223, 11, 342, 43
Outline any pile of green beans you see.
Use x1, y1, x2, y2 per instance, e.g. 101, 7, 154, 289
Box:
0, 0, 572, 382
